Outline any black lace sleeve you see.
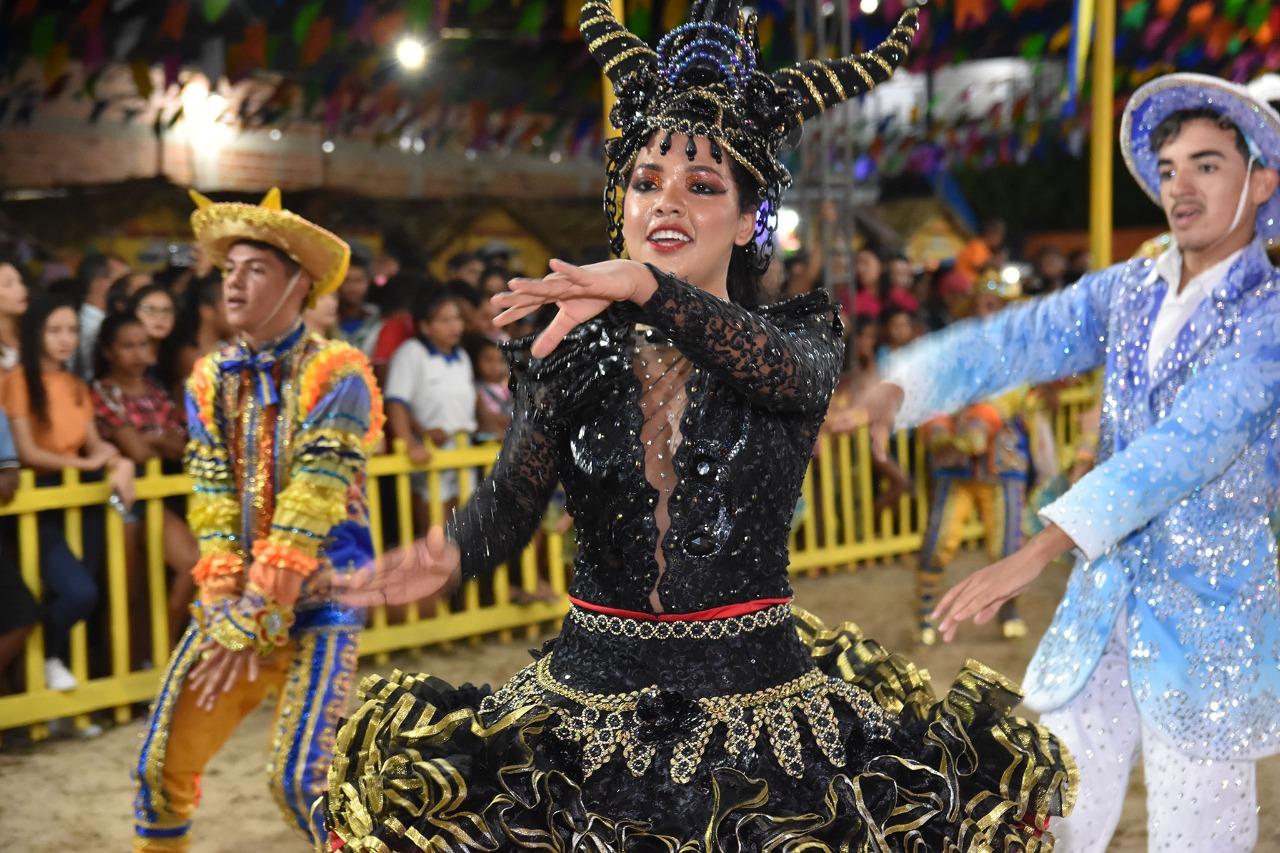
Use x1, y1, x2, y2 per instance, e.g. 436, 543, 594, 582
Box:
639, 264, 844, 413
444, 359, 561, 582
444, 314, 634, 580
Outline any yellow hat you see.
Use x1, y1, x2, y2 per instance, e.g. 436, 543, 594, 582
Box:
189, 187, 350, 301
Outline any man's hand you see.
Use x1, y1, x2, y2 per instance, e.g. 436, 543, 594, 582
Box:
850, 381, 905, 462
932, 524, 1075, 642
187, 640, 260, 711
426, 428, 449, 447
407, 442, 431, 467
331, 525, 462, 607
109, 458, 136, 509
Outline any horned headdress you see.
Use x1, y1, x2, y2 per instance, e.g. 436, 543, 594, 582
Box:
581, 0, 921, 266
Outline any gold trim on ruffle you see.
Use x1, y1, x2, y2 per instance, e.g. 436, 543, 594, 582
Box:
327, 611, 1078, 852
479, 652, 893, 783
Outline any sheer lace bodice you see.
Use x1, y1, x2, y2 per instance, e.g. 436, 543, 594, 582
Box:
446, 266, 844, 615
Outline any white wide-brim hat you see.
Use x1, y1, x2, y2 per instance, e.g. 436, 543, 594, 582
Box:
1121, 72, 1280, 248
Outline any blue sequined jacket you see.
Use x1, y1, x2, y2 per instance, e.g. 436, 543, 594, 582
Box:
885, 238, 1280, 760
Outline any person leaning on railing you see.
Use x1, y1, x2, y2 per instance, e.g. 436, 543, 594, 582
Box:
1, 290, 135, 694
0, 405, 38, 696
90, 311, 199, 650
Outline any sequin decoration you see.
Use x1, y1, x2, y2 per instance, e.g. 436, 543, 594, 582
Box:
884, 238, 1280, 762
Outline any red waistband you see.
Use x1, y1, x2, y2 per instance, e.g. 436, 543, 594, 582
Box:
568, 596, 792, 622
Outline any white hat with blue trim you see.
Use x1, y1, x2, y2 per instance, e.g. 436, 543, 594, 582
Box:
1121, 72, 1280, 248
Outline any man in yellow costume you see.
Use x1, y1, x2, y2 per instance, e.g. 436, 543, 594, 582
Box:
131, 189, 384, 851
915, 271, 1050, 645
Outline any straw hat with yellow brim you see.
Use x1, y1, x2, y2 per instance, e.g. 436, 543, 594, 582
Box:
1121, 72, 1280, 250
189, 187, 350, 306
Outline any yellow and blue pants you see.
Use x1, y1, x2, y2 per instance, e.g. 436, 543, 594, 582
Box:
917, 476, 1026, 630
132, 613, 359, 851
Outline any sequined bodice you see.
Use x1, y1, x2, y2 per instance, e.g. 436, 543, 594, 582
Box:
448, 268, 843, 616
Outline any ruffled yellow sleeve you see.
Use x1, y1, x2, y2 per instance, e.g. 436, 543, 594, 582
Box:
184, 354, 244, 604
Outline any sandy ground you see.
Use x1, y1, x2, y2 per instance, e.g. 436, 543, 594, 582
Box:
1, 552, 1275, 851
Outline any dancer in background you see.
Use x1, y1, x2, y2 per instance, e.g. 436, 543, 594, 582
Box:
914, 270, 1047, 644
326, 4, 1074, 850
861, 73, 1280, 851
132, 189, 383, 852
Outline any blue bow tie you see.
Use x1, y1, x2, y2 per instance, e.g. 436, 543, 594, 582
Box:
221, 325, 304, 407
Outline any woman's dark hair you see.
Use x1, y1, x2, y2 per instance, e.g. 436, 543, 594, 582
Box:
410, 285, 459, 327
725, 158, 764, 308
18, 291, 78, 427
106, 273, 135, 315
127, 282, 175, 323
0, 253, 29, 286
372, 271, 437, 316
92, 311, 146, 380
156, 274, 219, 391
462, 332, 499, 376
443, 278, 482, 308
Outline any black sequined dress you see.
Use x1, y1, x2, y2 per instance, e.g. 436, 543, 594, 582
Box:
326, 269, 1076, 851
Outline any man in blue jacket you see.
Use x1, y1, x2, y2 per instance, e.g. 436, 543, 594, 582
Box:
859, 73, 1280, 851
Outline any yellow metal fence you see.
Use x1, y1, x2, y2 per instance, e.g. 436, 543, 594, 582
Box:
0, 386, 1095, 731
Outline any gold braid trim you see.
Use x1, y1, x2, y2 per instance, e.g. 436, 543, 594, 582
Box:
603, 46, 655, 78
868, 51, 895, 76
777, 66, 825, 110
819, 64, 846, 101
841, 58, 877, 90
588, 30, 635, 53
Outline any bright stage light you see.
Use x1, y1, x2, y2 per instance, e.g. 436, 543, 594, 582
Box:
777, 207, 801, 236
181, 78, 226, 127
859, 0, 880, 14
1001, 265, 1021, 285
321, 139, 335, 154
396, 37, 428, 70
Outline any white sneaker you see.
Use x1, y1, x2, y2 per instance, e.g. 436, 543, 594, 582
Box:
44, 657, 78, 692
47, 716, 103, 739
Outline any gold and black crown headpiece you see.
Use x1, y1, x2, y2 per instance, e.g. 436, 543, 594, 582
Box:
581, 0, 920, 265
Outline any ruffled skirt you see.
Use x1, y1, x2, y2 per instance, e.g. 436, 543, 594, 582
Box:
325, 609, 1076, 851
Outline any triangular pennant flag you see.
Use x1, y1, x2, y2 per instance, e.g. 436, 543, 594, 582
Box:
294, 1, 323, 47
129, 58, 153, 99
516, 0, 546, 36
203, 0, 232, 22
302, 16, 334, 65
160, 0, 189, 41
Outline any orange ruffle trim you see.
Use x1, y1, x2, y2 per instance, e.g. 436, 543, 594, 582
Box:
251, 540, 320, 576
192, 552, 244, 585
298, 342, 386, 449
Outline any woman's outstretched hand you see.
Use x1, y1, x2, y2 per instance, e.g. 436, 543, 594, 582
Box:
931, 524, 1075, 642
492, 258, 657, 358
330, 525, 462, 608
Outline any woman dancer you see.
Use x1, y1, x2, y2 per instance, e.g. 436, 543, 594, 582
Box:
327, 3, 1075, 849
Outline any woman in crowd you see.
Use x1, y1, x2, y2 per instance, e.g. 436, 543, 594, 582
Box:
303, 290, 339, 337
128, 284, 178, 356
90, 312, 196, 648
1, 293, 134, 693
0, 255, 29, 371
162, 276, 231, 400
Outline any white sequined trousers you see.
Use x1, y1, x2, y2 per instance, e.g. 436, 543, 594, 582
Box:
1040, 619, 1258, 852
